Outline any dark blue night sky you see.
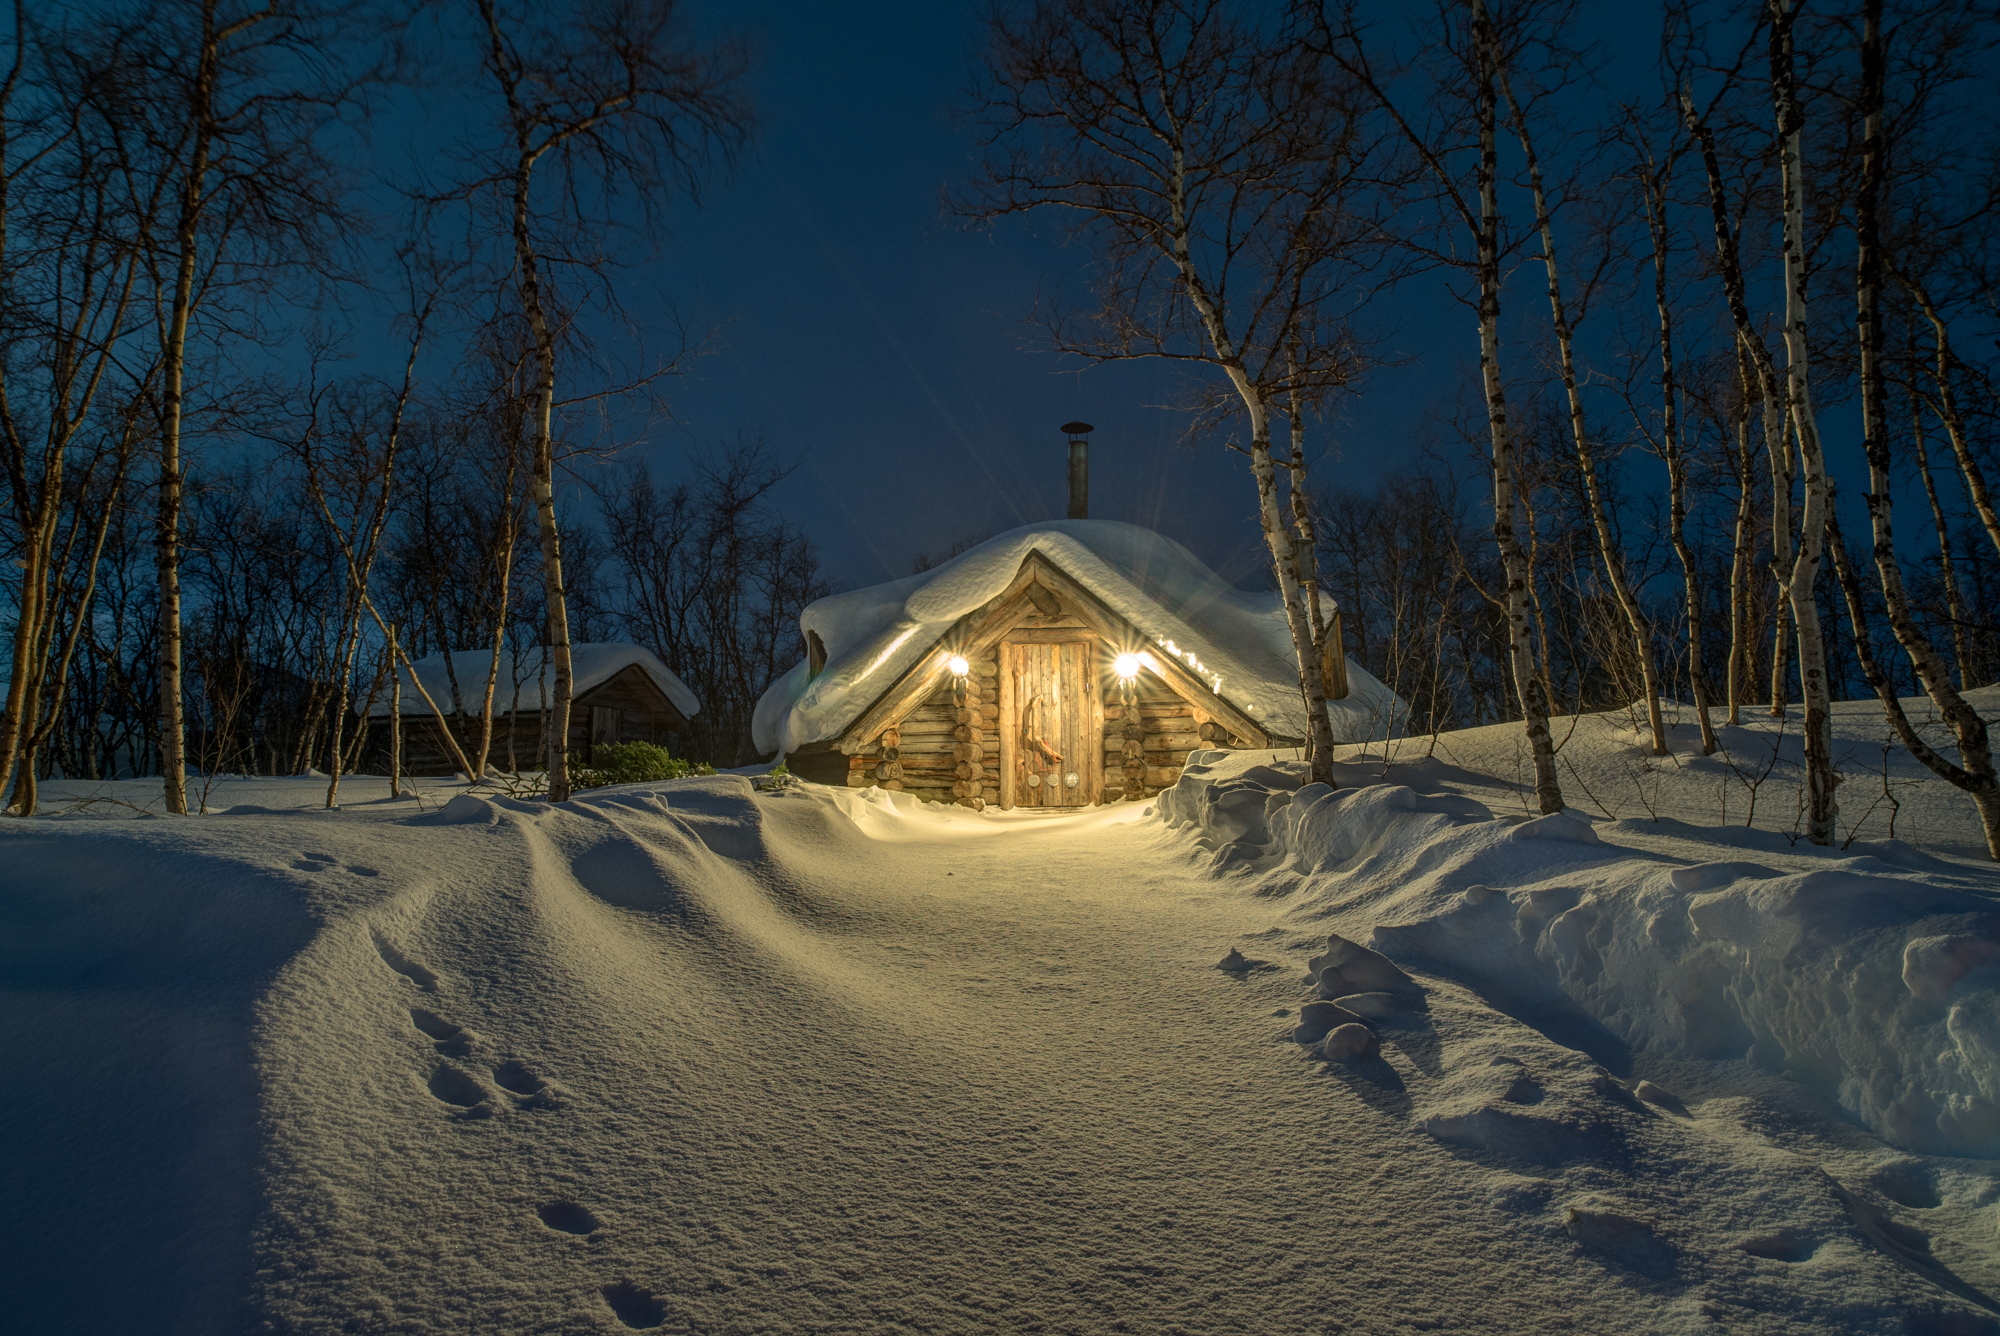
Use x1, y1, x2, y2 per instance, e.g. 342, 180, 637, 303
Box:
648, 0, 1470, 593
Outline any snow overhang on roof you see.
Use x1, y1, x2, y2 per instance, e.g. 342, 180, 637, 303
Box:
751, 519, 1403, 757
366, 642, 700, 720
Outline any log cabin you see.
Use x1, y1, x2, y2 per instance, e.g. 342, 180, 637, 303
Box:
752, 521, 1403, 809
368, 642, 700, 776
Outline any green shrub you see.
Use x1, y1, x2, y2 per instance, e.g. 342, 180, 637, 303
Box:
567, 742, 714, 791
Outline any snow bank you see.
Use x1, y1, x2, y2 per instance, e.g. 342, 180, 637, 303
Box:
367, 642, 699, 719
1158, 747, 2000, 1159
753, 519, 1403, 755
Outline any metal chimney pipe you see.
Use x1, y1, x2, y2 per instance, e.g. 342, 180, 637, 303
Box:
1061, 421, 1093, 518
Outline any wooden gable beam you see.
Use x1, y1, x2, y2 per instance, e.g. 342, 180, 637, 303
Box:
837, 557, 1105, 752
1002, 553, 1273, 748
835, 573, 1047, 753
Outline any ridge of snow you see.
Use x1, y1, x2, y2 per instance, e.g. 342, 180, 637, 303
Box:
366, 642, 699, 720
752, 519, 1402, 756
1158, 742, 2000, 1160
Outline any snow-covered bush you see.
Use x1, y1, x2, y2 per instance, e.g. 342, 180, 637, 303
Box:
567, 742, 713, 791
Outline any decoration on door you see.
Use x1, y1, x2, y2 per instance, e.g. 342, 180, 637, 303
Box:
1019, 691, 1064, 774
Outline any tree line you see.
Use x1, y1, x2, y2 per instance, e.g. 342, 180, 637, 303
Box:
0, 0, 833, 815
964, 0, 2000, 855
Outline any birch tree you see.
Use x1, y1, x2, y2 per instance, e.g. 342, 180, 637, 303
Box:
1498, 55, 1670, 757
294, 290, 431, 808
442, 0, 749, 801
1682, 88, 1798, 722
1315, 0, 1565, 811
1846, 0, 2000, 856
104, 0, 355, 814
967, 0, 1392, 786
0, 5, 157, 812
1619, 110, 1717, 754
1768, 0, 1838, 843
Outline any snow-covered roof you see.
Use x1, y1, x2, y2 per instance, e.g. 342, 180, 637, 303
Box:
365, 642, 700, 720
752, 520, 1403, 756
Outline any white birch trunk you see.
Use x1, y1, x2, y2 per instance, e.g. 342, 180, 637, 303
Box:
1475, 0, 1561, 812
1500, 68, 1665, 755
1770, 0, 1837, 844
1852, 0, 2000, 856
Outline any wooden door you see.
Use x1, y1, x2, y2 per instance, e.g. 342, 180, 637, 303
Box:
1007, 640, 1097, 807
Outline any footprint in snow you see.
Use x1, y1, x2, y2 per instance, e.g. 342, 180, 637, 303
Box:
410, 1008, 474, 1057
292, 852, 379, 877
427, 1063, 493, 1118
1736, 1227, 1817, 1262
601, 1280, 666, 1329
372, 933, 439, 991
495, 1059, 562, 1109
493, 1059, 545, 1096
537, 1200, 599, 1235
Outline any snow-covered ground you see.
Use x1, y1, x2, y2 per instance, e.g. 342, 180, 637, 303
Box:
4, 696, 1999, 1333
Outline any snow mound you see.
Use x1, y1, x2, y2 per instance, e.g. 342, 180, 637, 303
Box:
753, 519, 1403, 755
1158, 748, 2000, 1159
368, 641, 699, 719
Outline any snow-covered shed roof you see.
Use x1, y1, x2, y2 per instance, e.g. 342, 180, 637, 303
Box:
752, 520, 1402, 757
367, 642, 700, 720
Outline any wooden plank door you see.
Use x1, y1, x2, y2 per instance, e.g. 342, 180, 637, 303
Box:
1009, 640, 1097, 807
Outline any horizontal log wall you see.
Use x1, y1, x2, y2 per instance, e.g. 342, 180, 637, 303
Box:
843, 642, 1243, 808
847, 645, 999, 809
1098, 669, 1243, 803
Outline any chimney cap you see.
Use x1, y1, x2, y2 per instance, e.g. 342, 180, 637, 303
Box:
1061, 420, 1094, 435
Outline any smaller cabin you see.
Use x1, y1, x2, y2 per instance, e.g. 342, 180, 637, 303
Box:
368, 642, 700, 775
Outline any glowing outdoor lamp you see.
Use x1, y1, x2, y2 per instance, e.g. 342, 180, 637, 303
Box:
1113, 652, 1142, 681
947, 654, 970, 678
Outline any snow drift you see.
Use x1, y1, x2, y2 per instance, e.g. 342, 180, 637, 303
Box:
1158, 747, 2000, 1160
752, 519, 1403, 756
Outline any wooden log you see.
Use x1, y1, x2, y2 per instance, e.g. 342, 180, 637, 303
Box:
884, 779, 903, 791
997, 644, 1015, 809
1144, 765, 1182, 786
880, 728, 900, 748
1144, 730, 1202, 751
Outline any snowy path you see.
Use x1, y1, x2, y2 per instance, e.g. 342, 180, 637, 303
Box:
6, 774, 1996, 1333
249, 787, 1655, 1335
